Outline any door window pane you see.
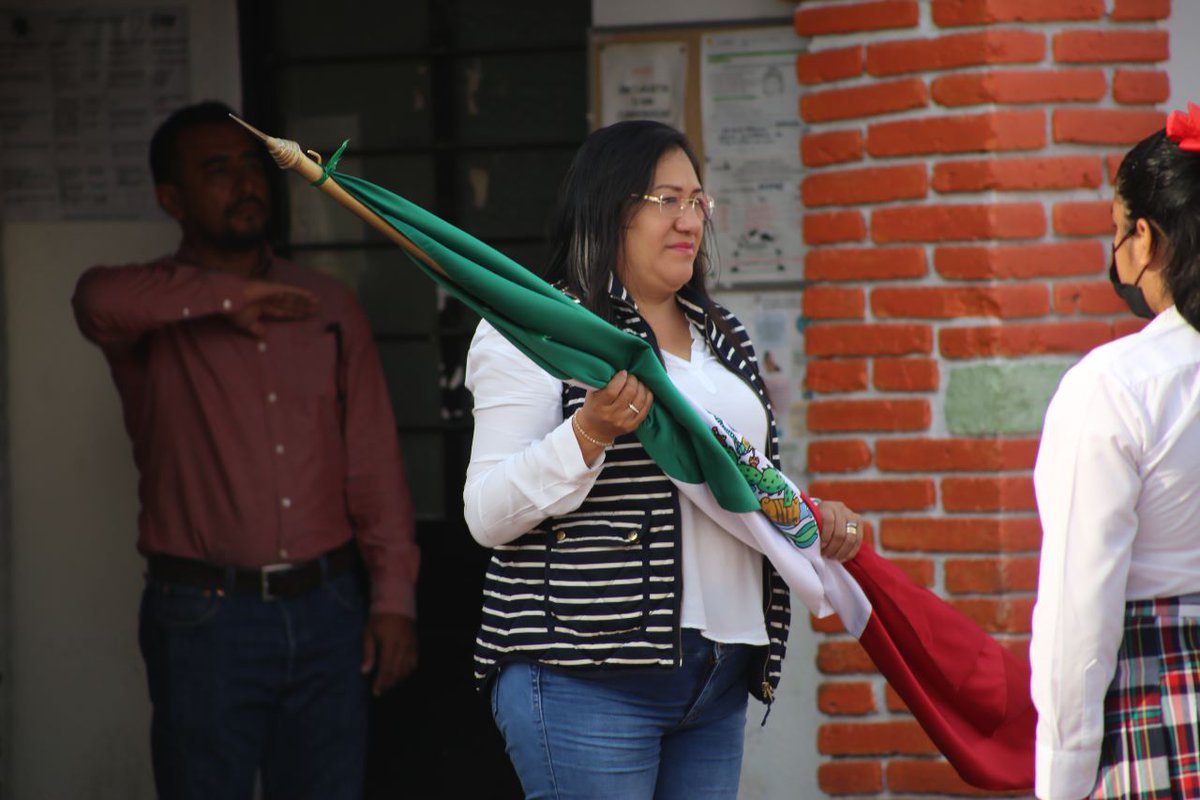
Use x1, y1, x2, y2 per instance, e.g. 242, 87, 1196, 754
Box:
454, 147, 576, 239
274, 0, 430, 58
454, 52, 587, 145
280, 62, 434, 150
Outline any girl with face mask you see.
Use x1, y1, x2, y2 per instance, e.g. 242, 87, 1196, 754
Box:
1031, 106, 1200, 800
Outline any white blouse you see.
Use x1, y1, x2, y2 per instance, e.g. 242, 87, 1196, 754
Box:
1031, 305, 1200, 800
463, 319, 768, 645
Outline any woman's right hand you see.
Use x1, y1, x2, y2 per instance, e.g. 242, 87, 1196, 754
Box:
816, 500, 865, 562
576, 370, 653, 445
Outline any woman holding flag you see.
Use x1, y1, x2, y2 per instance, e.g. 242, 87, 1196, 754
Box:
227, 106, 1045, 796
1031, 107, 1200, 800
463, 120, 863, 799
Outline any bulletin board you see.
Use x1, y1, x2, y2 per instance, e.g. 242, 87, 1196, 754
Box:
591, 27, 708, 157
592, 23, 788, 164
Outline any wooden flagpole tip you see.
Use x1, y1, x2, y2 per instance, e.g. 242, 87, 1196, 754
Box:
225, 117, 447, 277
227, 113, 309, 173
227, 113, 270, 142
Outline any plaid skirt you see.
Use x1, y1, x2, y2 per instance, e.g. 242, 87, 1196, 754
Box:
1092, 593, 1200, 800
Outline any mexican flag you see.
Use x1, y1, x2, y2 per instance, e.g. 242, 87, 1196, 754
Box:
327, 170, 1037, 792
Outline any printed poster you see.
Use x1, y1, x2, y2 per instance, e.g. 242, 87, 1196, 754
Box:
0, 7, 189, 221
701, 27, 805, 286
599, 41, 687, 130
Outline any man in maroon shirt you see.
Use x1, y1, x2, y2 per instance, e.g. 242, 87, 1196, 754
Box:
73, 101, 419, 800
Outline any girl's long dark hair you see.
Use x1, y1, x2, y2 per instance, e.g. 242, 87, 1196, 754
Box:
1117, 129, 1200, 330
543, 121, 737, 346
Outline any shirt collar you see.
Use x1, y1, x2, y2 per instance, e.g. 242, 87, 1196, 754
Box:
1142, 302, 1186, 334
174, 243, 276, 278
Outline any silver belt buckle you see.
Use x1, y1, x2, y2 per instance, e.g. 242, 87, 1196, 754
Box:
260, 563, 292, 601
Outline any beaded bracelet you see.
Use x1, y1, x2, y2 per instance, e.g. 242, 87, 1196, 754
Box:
572, 413, 613, 448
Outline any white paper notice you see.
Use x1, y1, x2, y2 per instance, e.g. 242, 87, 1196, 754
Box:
701, 27, 805, 286
0, 8, 189, 221
599, 41, 687, 130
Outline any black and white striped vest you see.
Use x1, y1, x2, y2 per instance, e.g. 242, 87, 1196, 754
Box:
472, 280, 791, 705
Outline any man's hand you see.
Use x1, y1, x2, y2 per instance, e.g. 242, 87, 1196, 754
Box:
228, 280, 318, 337
361, 612, 418, 696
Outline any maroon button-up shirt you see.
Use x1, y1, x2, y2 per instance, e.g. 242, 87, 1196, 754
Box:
73, 249, 419, 616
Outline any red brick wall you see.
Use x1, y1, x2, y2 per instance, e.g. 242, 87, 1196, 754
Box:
794, 0, 1169, 795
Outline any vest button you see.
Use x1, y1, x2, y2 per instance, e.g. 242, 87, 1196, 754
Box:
555, 531, 567, 542
626, 530, 639, 543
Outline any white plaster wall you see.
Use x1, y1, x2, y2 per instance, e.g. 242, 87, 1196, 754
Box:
3, 1, 240, 796
1167, 0, 1200, 116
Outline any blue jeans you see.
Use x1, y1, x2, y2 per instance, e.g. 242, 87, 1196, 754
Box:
490, 628, 755, 800
138, 569, 369, 800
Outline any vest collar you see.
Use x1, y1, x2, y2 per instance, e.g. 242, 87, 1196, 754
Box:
606, 272, 710, 333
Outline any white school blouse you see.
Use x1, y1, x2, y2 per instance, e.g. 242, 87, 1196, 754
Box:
1031, 305, 1200, 800
464, 319, 769, 645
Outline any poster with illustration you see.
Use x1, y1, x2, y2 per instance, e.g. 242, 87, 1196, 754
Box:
701, 26, 805, 286
712, 289, 805, 476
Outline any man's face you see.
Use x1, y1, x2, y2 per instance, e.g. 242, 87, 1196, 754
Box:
157, 122, 271, 251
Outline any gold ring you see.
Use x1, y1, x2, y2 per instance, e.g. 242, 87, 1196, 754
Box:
628, 403, 640, 414
845, 521, 859, 537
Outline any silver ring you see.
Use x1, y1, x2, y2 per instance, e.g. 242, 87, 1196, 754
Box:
845, 521, 859, 537
628, 403, 640, 415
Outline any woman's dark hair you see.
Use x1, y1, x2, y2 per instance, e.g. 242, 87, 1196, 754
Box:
544, 120, 723, 328
1117, 128, 1200, 329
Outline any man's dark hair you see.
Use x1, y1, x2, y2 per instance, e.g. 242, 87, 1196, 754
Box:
1118, 129, 1200, 331
149, 100, 240, 185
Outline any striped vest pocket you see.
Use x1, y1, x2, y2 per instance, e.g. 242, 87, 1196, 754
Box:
545, 514, 650, 639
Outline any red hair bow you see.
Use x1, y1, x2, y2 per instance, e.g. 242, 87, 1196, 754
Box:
1166, 102, 1200, 152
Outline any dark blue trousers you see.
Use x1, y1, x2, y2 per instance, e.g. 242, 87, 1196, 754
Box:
139, 569, 369, 800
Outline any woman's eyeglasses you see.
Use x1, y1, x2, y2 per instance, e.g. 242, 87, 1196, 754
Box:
635, 193, 715, 221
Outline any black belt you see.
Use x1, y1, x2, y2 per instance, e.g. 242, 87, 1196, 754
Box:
146, 541, 359, 601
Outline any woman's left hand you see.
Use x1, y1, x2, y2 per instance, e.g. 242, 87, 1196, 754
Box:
817, 500, 864, 562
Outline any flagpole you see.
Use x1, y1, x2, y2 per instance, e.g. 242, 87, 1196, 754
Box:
227, 114, 450, 278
